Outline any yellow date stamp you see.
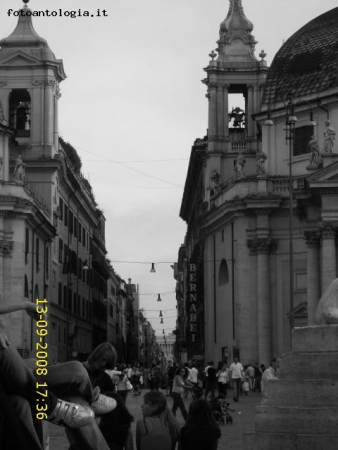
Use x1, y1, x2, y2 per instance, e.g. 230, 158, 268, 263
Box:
35, 298, 49, 419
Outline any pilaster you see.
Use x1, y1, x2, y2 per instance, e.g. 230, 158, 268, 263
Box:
207, 83, 217, 139
247, 238, 277, 365
304, 231, 320, 325
320, 222, 337, 293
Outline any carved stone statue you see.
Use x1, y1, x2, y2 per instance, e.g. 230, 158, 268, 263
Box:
256, 150, 267, 175
323, 120, 336, 153
234, 152, 246, 179
316, 278, 338, 324
210, 170, 221, 196
13, 154, 26, 183
307, 135, 322, 168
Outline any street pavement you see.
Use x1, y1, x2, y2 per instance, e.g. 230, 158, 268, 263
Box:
48, 389, 261, 450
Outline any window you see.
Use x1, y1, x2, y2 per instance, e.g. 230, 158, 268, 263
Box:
68, 289, 72, 310
69, 211, 74, 234
35, 238, 40, 272
78, 258, 82, 278
58, 282, 62, 306
24, 275, 29, 298
45, 246, 49, 279
64, 205, 69, 227
74, 217, 78, 238
219, 259, 229, 285
25, 228, 29, 263
63, 286, 67, 308
78, 223, 82, 243
59, 198, 64, 222
58, 238, 63, 263
71, 250, 77, 275
293, 125, 314, 156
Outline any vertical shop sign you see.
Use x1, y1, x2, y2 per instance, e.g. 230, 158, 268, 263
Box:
187, 263, 197, 343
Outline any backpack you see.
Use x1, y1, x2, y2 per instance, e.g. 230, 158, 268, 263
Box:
140, 416, 172, 450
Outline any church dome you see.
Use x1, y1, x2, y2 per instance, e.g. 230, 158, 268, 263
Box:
263, 7, 338, 104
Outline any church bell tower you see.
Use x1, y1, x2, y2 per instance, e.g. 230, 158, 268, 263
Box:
0, 0, 66, 171
203, 0, 268, 190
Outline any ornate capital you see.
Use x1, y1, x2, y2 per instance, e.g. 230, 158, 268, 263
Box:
304, 230, 320, 248
247, 238, 277, 254
32, 79, 44, 86
0, 240, 14, 255
320, 222, 337, 240
208, 82, 218, 90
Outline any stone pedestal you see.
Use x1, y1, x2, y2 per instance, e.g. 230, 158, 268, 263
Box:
244, 325, 338, 450
321, 152, 338, 168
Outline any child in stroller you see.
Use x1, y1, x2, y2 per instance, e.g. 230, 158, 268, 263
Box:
209, 394, 234, 425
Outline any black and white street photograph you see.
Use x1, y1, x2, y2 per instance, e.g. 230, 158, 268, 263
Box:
0, 1, 338, 449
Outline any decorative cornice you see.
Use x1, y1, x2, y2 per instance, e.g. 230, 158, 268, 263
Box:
247, 237, 277, 254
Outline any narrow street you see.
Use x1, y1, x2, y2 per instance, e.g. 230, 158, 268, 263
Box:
48, 389, 261, 450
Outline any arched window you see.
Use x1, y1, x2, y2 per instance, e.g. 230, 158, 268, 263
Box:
9, 89, 31, 136
219, 259, 229, 285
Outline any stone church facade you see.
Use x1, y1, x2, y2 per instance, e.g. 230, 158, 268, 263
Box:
176, 0, 338, 367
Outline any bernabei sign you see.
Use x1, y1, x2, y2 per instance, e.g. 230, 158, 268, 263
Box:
187, 263, 197, 343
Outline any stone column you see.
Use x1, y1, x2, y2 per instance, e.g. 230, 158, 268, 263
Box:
247, 85, 254, 137
247, 238, 277, 366
223, 85, 229, 138
217, 84, 223, 137
53, 85, 61, 150
44, 81, 54, 146
304, 231, 320, 325
207, 83, 217, 138
320, 222, 337, 293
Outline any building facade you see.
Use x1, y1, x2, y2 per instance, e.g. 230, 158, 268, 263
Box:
0, 4, 137, 362
178, 1, 338, 367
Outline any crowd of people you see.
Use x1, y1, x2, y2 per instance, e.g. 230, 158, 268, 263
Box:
0, 301, 280, 449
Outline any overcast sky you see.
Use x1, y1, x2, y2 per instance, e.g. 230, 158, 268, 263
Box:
1, 0, 336, 336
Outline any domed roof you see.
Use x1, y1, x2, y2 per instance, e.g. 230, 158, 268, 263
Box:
263, 7, 338, 104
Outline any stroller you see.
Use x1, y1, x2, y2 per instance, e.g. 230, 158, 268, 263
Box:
209, 395, 235, 425
191, 384, 204, 400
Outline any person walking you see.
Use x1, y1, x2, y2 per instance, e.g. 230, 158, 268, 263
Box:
217, 363, 229, 397
165, 361, 176, 396
245, 363, 255, 391
189, 363, 199, 387
204, 361, 217, 400
171, 367, 193, 421
229, 357, 244, 402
